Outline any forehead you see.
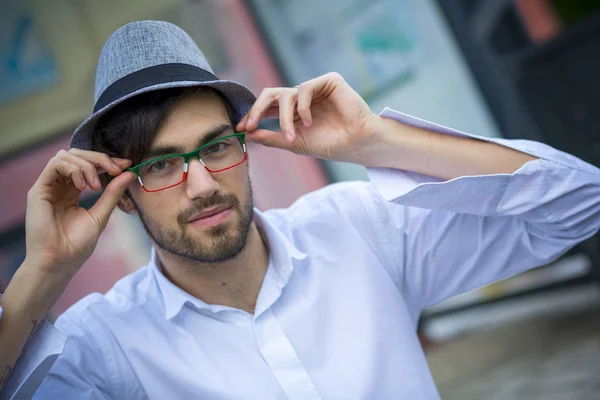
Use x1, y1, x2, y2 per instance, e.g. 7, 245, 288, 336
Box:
152, 90, 231, 146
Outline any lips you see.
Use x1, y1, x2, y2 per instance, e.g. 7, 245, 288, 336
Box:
187, 205, 232, 223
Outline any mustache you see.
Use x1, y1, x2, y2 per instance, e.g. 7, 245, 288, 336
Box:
177, 193, 240, 224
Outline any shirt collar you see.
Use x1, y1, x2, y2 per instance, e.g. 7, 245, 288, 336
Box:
150, 207, 307, 320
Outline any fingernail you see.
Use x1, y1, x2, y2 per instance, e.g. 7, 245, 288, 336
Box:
303, 119, 312, 127
94, 176, 101, 186
285, 132, 294, 142
111, 162, 119, 170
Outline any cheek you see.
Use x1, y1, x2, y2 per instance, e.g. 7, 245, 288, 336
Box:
215, 167, 251, 197
133, 189, 183, 224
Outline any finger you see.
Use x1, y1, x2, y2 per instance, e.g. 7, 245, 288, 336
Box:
54, 161, 86, 191
298, 72, 345, 107
238, 105, 287, 132
246, 129, 290, 150
296, 84, 313, 127
58, 152, 103, 191
88, 171, 137, 231
34, 155, 83, 194
68, 148, 131, 176
279, 91, 298, 144
236, 113, 249, 132
244, 88, 279, 131
112, 158, 132, 170
304, 71, 345, 92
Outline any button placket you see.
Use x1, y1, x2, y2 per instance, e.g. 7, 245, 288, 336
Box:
252, 308, 322, 400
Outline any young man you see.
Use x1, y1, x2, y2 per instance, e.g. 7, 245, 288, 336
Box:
4, 20, 599, 399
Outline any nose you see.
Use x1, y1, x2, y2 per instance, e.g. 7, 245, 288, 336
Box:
184, 158, 220, 200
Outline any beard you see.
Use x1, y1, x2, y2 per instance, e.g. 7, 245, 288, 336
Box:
133, 181, 254, 264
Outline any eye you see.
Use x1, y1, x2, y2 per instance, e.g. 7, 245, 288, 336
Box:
204, 142, 229, 155
147, 159, 171, 172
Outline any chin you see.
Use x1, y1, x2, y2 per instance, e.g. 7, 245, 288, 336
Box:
199, 231, 249, 263
140, 195, 254, 264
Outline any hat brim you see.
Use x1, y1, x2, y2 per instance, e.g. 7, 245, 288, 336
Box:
69, 80, 256, 150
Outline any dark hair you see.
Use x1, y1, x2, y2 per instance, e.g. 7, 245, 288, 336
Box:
92, 86, 235, 166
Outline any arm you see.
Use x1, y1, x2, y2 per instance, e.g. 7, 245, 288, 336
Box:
363, 110, 537, 179
360, 110, 600, 310
237, 72, 600, 311
237, 71, 536, 180
0, 149, 134, 393
0, 263, 68, 389
34, 302, 127, 400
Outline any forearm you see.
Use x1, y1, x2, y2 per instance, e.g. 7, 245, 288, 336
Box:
0, 262, 68, 390
364, 115, 537, 180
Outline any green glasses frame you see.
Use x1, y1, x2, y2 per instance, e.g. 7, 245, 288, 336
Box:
127, 133, 247, 192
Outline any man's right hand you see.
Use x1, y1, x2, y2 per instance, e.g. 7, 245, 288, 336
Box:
24, 148, 137, 278
0, 149, 136, 390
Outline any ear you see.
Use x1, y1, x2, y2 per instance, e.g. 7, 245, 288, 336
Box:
118, 192, 137, 214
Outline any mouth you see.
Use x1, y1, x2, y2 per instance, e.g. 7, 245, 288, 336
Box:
187, 205, 233, 228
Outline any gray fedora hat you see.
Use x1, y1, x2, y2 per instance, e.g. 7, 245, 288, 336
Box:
70, 20, 256, 150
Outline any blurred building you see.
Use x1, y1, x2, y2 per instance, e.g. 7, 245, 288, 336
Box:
0, 0, 599, 339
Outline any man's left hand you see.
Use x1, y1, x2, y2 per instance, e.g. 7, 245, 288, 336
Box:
236, 72, 382, 165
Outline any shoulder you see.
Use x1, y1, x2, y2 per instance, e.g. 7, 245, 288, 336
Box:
55, 265, 154, 337
36, 267, 151, 399
293, 180, 374, 205
262, 181, 399, 252
267, 181, 382, 224
45, 266, 154, 397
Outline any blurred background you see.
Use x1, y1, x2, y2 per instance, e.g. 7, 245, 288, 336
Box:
1, 0, 599, 398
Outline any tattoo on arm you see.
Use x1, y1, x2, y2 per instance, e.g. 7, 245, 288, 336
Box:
26, 319, 39, 344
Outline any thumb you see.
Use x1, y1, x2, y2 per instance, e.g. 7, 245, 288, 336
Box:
247, 129, 295, 151
88, 171, 137, 230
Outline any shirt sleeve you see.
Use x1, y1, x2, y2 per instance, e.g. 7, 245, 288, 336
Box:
34, 303, 117, 399
365, 108, 600, 311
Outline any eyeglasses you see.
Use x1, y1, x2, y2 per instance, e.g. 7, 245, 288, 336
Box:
127, 133, 247, 192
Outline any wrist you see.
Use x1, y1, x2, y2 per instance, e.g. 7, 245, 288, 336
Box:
356, 115, 412, 169
7, 260, 72, 315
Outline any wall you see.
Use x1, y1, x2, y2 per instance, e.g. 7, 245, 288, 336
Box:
359, 0, 502, 182
251, 0, 501, 183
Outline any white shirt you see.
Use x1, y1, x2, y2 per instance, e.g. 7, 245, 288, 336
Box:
34, 109, 600, 399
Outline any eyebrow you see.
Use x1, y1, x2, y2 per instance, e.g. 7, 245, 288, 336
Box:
146, 123, 233, 159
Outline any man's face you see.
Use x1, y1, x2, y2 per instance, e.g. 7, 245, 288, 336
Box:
128, 91, 254, 263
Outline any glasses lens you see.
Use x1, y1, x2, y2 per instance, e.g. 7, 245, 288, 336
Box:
139, 156, 186, 191
201, 136, 245, 172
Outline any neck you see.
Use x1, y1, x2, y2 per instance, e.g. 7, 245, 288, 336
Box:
156, 222, 269, 314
